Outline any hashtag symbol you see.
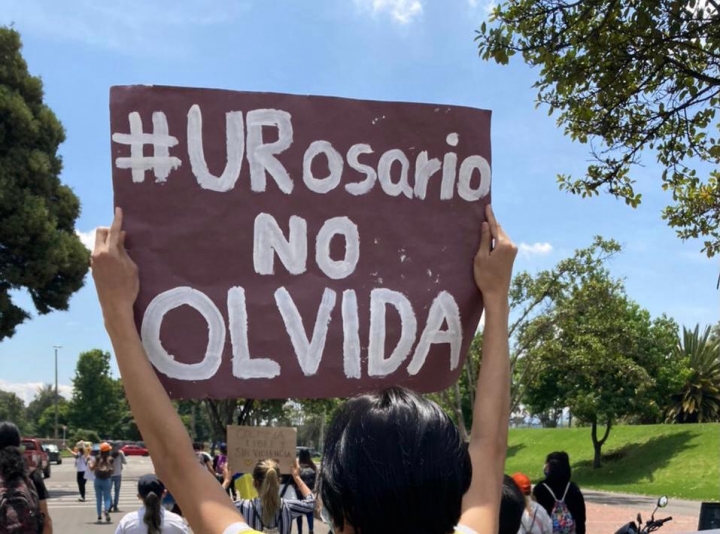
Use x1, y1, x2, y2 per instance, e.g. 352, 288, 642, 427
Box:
112, 112, 182, 183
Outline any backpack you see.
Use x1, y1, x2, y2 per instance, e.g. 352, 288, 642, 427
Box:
0, 473, 44, 533
95, 456, 113, 480
542, 483, 576, 534
252, 500, 280, 534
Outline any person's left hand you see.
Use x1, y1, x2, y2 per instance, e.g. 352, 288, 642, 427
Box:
92, 207, 139, 320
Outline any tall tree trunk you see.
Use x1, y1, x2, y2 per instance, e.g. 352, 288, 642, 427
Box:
591, 418, 612, 468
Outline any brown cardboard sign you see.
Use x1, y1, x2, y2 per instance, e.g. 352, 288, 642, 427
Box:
110, 85, 491, 399
226, 426, 297, 475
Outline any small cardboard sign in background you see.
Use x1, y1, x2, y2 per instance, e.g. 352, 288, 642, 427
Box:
227, 426, 297, 474
110, 85, 491, 399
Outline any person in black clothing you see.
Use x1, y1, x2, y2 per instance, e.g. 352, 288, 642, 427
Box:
296, 449, 317, 534
532, 451, 586, 534
0, 421, 53, 534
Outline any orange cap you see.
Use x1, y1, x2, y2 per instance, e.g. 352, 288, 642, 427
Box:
512, 472, 532, 495
99, 442, 112, 453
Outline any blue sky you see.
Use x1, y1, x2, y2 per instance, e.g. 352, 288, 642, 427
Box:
0, 0, 717, 403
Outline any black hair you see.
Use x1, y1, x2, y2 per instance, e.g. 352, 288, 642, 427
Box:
298, 448, 316, 472
499, 474, 525, 534
319, 387, 471, 534
142, 491, 162, 534
545, 451, 572, 485
192, 442, 203, 451
0, 422, 24, 481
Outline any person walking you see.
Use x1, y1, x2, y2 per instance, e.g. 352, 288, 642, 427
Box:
67, 441, 89, 502
111, 447, 128, 512
512, 473, 552, 534
115, 474, 187, 533
0, 421, 53, 533
296, 449, 317, 534
89, 442, 115, 523
532, 452, 586, 534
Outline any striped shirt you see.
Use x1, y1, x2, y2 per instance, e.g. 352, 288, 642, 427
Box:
235, 495, 314, 534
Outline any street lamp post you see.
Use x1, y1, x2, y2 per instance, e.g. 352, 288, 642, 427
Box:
53, 345, 62, 440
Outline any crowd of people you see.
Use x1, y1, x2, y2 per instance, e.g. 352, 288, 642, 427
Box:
0, 204, 593, 534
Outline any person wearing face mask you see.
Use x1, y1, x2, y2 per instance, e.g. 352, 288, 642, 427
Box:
532, 452, 586, 534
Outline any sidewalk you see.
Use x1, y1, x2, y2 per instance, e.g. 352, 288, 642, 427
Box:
584, 489, 704, 533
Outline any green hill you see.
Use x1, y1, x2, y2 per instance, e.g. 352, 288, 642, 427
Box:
505, 423, 719, 501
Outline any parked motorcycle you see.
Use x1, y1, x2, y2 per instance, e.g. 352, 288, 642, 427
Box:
615, 495, 673, 534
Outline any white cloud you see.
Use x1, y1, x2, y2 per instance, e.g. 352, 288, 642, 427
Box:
0, 0, 248, 56
518, 242, 553, 258
354, 0, 424, 24
76, 229, 96, 252
467, 0, 496, 14
0, 381, 73, 405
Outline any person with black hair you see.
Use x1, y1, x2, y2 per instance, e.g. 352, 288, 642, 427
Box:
296, 449, 317, 534
90, 203, 517, 534
499, 475, 526, 534
111, 447, 128, 512
532, 452, 586, 534
89, 442, 115, 523
0, 421, 53, 533
115, 474, 187, 533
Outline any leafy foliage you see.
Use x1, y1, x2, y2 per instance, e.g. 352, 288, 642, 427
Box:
0, 390, 29, 434
666, 324, 720, 422
68, 350, 125, 438
476, 1, 720, 255
0, 27, 89, 339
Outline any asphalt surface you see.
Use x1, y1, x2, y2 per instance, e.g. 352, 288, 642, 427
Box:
46, 458, 707, 533
44, 457, 329, 533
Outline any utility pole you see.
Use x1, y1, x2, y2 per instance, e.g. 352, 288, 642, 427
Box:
53, 345, 62, 440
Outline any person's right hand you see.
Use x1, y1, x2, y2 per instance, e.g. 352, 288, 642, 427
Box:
91, 207, 139, 320
473, 204, 517, 307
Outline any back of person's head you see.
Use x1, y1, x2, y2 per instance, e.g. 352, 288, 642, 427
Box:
138, 474, 164, 534
319, 386, 471, 534
545, 451, 572, 484
0, 422, 24, 480
219, 443, 227, 455
298, 448, 315, 469
500, 474, 525, 534
193, 442, 203, 451
253, 459, 281, 526
511, 472, 532, 496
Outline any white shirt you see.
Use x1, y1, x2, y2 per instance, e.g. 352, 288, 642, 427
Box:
114, 507, 188, 534
517, 500, 553, 534
75, 454, 88, 473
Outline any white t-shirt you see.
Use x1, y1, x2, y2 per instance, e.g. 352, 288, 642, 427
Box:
114, 507, 188, 534
75, 454, 88, 473
517, 500, 553, 534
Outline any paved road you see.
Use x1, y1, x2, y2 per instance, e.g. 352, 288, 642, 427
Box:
47, 458, 704, 533
45, 457, 329, 533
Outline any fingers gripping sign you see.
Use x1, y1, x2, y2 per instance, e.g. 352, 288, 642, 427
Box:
473, 205, 517, 305
92, 208, 140, 318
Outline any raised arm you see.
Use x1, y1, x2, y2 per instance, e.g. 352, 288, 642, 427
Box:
459, 205, 517, 533
92, 208, 246, 534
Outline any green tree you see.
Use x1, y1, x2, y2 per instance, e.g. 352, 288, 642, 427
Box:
521, 270, 675, 467
0, 28, 89, 340
0, 390, 28, 434
476, 1, 720, 256
26, 383, 63, 426
666, 324, 720, 423
68, 350, 124, 437
36, 401, 69, 438
430, 237, 624, 437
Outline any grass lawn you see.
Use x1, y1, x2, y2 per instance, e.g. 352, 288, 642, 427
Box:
505, 423, 719, 501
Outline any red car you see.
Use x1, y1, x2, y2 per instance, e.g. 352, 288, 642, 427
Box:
120, 444, 149, 457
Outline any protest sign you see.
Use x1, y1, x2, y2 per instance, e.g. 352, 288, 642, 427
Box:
110, 85, 492, 399
226, 426, 297, 475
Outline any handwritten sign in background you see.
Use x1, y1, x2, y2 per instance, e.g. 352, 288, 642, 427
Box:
110, 85, 491, 399
227, 426, 297, 475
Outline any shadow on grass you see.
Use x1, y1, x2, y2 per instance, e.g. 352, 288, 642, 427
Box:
573, 430, 696, 487
507, 443, 526, 459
